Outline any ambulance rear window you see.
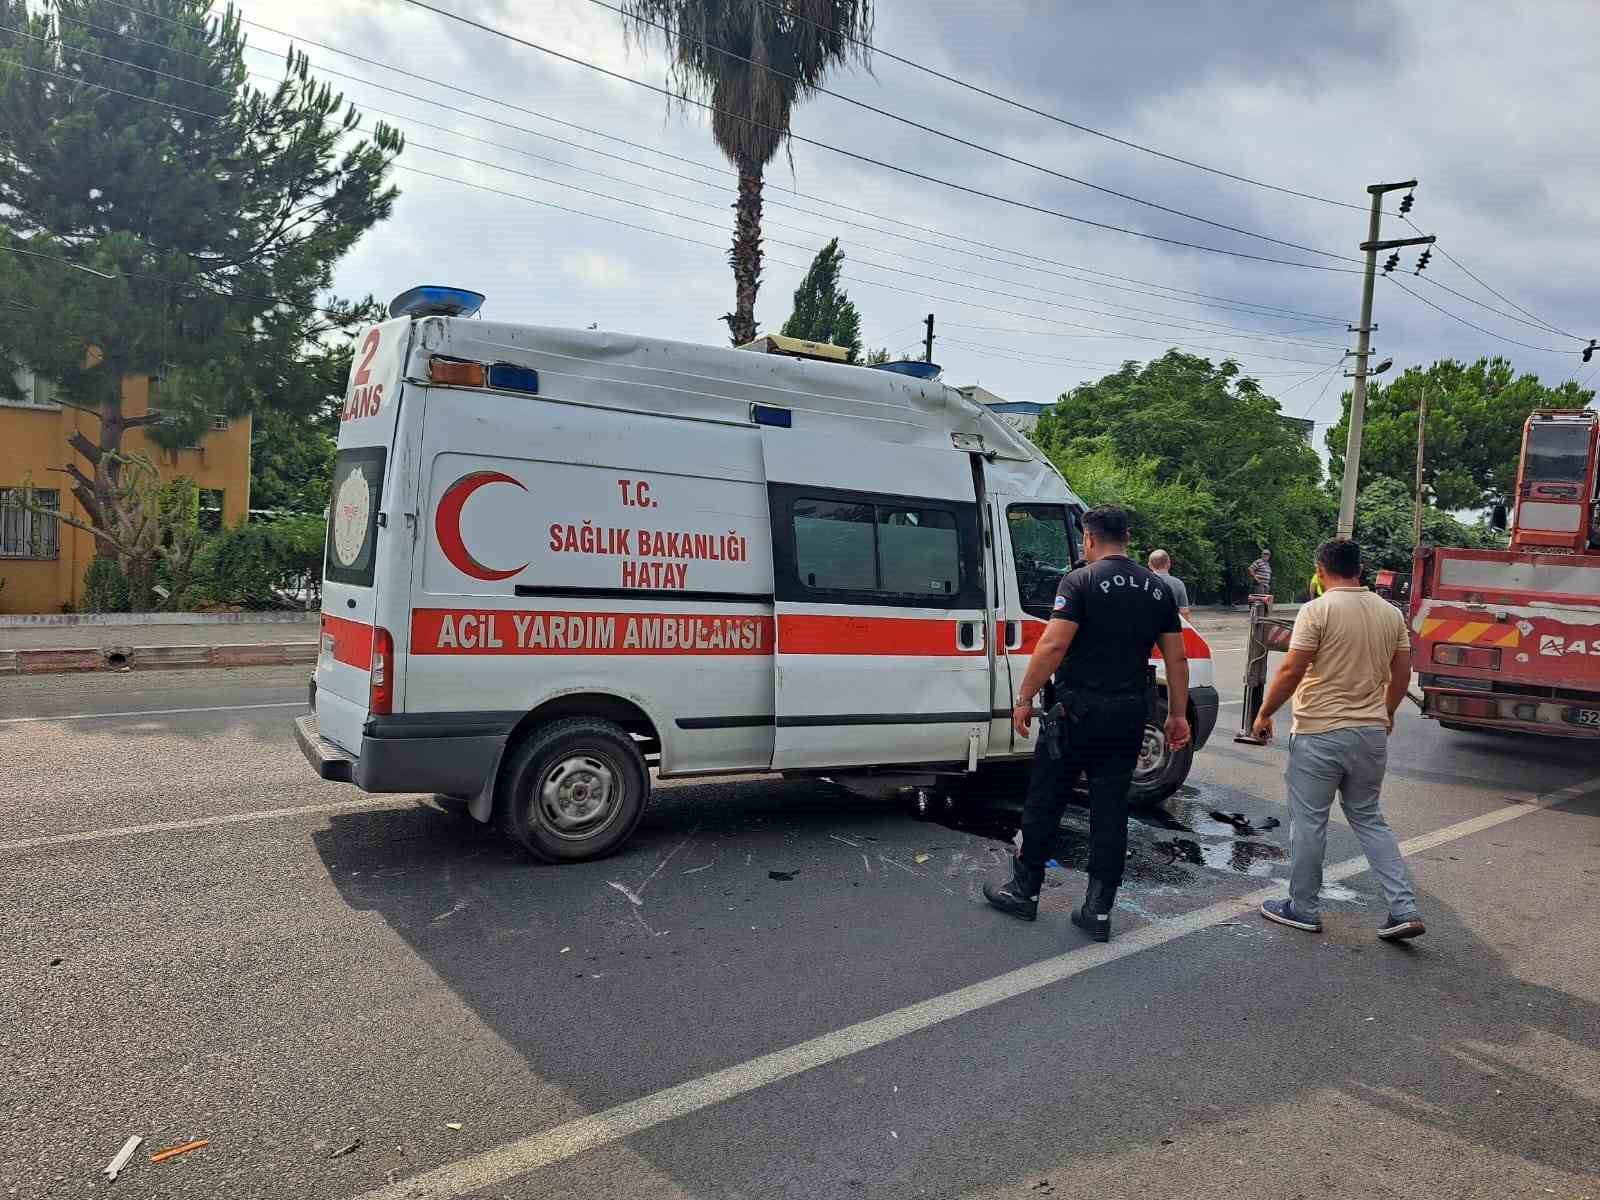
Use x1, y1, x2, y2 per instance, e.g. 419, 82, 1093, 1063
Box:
325, 447, 387, 588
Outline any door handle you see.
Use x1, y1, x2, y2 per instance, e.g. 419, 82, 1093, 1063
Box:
956, 620, 985, 652
1004, 620, 1021, 650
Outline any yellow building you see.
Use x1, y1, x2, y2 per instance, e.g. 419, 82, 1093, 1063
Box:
1, 370, 252, 614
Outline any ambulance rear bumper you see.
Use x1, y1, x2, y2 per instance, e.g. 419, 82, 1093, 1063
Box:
294, 712, 506, 794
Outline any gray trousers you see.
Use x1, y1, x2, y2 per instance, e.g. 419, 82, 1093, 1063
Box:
1285, 726, 1419, 921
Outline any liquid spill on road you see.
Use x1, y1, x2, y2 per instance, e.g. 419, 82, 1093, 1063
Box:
926, 788, 1288, 882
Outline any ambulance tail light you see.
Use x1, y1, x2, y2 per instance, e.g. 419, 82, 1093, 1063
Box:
1433, 644, 1501, 670
429, 357, 486, 387
369, 627, 395, 715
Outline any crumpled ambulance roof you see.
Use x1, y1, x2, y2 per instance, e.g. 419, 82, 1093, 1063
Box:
415, 318, 1074, 496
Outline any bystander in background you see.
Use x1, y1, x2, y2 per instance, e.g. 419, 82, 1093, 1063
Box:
1147, 549, 1191, 619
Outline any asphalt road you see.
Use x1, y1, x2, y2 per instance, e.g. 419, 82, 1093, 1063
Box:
2, 631, 1598, 1200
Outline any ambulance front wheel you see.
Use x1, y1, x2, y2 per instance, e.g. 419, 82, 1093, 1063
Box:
496, 717, 650, 863
1127, 693, 1194, 809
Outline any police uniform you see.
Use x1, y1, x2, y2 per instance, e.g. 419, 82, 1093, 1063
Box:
987, 553, 1182, 938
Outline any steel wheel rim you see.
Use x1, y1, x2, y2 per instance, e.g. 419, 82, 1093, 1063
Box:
1132, 722, 1169, 784
535, 751, 623, 841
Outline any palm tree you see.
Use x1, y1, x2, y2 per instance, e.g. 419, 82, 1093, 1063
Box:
619, 0, 873, 345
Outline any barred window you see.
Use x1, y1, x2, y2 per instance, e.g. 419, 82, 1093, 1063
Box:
0, 488, 61, 559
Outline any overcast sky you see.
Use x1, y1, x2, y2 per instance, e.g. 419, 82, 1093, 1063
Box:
233, 0, 1600, 442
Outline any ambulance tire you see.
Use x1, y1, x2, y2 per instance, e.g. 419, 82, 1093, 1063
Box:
496, 718, 650, 863
1127, 694, 1193, 809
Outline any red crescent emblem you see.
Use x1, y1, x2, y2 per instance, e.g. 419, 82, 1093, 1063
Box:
436, 471, 529, 581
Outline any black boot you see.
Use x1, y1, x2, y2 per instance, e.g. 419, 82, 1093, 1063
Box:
1070, 877, 1117, 942
984, 859, 1044, 922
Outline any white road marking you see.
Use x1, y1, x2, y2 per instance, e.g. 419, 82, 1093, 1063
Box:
0, 700, 302, 725
349, 776, 1600, 1200
0, 797, 410, 855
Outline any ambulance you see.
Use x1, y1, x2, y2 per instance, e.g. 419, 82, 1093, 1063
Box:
294, 287, 1221, 861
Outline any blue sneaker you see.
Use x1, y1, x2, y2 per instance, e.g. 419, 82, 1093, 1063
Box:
1378, 913, 1426, 941
1260, 897, 1322, 932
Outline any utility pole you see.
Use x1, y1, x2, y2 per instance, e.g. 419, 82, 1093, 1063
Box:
923, 313, 935, 363
1336, 180, 1435, 539
1412, 385, 1429, 551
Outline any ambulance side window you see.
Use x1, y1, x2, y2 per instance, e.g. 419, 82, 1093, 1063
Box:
773, 485, 980, 609
1007, 503, 1074, 620
794, 499, 877, 591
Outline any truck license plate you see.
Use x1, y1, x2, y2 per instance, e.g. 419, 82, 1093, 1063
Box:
1564, 707, 1600, 728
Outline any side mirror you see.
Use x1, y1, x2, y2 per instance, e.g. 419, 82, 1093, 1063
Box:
1490, 503, 1508, 531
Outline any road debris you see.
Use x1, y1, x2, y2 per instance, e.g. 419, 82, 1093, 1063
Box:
149, 1138, 208, 1164
445, 1122, 464, 1131
768, 870, 798, 881
559, 946, 571, 954
607, 881, 644, 906
914, 854, 931, 865
1209, 811, 1281, 835
104, 1134, 143, 1181
330, 1137, 363, 1159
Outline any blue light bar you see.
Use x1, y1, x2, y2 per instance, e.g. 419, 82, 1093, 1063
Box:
488, 362, 539, 394
387, 285, 486, 319
752, 404, 792, 428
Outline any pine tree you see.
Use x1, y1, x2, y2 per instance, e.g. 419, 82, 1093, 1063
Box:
0, 1, 402, 598
780, 239, 865, 362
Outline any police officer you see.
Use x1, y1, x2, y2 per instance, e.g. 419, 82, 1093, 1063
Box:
984, 505, 1191, 941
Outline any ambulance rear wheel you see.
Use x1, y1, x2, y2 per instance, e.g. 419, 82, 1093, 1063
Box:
497, 718, 649, 863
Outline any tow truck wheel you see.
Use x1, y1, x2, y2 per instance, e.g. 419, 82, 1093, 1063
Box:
497, 717, 649, 863
1127, 693, 1194, 809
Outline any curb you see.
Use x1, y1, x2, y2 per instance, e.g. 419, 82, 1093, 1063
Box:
0, 642, 318, 676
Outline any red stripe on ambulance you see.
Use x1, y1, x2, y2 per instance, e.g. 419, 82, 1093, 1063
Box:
1011, 620, 1212, 660
410, 609, 773, 655
777, 614, 985, 656
321, 613, 373, 670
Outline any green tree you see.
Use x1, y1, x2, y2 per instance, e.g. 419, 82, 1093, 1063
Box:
1034, 351, 1334, 602
619, 0, 873, 345
248, 298, 384, 515
1353, 477, 1506, 574
0, 1, 401, 597
1049, 437, 1224, 597
1324, 358, 1593, 511
780, 238, 863, 360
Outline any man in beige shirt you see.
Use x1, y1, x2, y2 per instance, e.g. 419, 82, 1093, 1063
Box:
1250, 538, 1425, 940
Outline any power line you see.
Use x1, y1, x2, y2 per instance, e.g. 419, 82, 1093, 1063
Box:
1, 58, 225, 119
1299, 361, 1346, 419
23, 21, 1350, 349
391, 137, 1346, 350
387, 163, 1349, 370
749, 0, 1373, 215
1403, 216, 1581, 340
65, 4, 1356, 325
1384, 275, 1582, 356
585, 0, 1356, 262
392, 0, 1362, 273
6, 30, 1351, 360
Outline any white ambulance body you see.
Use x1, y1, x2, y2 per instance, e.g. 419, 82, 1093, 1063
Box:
295, 288, 1220, 861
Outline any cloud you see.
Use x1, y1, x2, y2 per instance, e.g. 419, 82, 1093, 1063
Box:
235, 0, 1600, 437
561, 250, 639, 291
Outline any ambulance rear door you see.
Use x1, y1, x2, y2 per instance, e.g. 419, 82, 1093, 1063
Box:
761, 430, 992, 770
315, 316, 414, 754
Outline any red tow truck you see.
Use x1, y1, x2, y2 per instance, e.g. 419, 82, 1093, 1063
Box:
1411, 408, 1600, 738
